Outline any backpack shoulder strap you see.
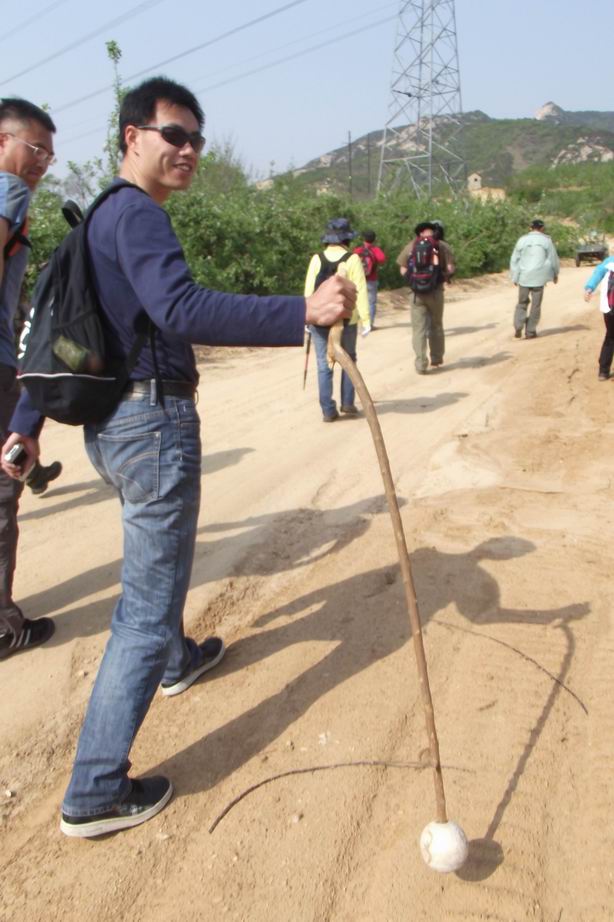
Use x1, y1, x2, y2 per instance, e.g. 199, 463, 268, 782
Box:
84, 179, 146, 227
3, 219, 31, 259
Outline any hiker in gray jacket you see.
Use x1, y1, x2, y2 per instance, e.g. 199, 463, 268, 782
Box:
510, 218, 560, 339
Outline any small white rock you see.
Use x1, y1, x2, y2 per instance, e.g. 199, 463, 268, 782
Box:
4, 789, 15, 799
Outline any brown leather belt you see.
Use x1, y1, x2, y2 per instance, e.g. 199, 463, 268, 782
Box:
124, 379, 196, 400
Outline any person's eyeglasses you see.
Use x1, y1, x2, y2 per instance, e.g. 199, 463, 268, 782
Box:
1, 132, 56, 165
136, 124, 206, 154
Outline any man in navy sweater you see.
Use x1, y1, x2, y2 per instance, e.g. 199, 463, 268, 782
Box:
2, 77, 355, 838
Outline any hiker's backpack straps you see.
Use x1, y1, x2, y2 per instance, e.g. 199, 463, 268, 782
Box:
18, 180, 152, 426
82, 180, 152, 376
406, 236, 441, 294
314, 249, 352, 291
3, 218, 31, 260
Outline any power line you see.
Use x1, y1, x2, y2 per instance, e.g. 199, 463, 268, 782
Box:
0, 0, 168, 86
188, 1, 398, 94
196, 14, 396, 95
61, 1, 397, 139
55, 0, 310, 115
61, 11, 396, 146
0, 0, 71, 46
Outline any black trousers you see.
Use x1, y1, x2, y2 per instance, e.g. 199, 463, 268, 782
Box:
598, 311, 614, 375
0, 363, 24, 637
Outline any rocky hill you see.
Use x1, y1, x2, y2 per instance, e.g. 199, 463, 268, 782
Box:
283, 104, 614, 197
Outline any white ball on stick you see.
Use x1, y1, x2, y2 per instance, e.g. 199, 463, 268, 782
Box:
419, 821, 468, 873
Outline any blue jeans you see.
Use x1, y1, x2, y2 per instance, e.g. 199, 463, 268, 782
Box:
366, 280, 378, 325
62, 391, 205, 816
310, 322, 358, 416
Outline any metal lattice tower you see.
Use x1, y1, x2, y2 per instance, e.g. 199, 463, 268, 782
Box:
377, 0, 466, 197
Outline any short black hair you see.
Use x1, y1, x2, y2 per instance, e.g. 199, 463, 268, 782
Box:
0, 98, 56, 133
363, 230, 376, 243
119, 76, 204, 154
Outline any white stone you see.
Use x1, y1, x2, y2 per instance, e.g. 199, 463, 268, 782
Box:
419, 820, 468, 873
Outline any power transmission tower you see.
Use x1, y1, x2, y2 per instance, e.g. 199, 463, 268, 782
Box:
377, 0, 466, 197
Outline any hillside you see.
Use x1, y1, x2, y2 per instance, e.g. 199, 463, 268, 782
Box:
283, 104, 614, 197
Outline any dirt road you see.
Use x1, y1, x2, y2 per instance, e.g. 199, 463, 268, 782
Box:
1, 266, 613, 921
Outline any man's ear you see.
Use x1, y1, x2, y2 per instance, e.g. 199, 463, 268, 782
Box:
123, 124, 139, 153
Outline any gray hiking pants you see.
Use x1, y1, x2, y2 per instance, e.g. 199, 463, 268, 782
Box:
410, 287, 445, 373
514, 286, 544, 334
0, 364, 24, 639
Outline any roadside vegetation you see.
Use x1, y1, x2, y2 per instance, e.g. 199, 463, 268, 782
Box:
26, 153, 581, 297
506, 161, 614, 233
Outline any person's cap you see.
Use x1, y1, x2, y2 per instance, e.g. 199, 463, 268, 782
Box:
415, 221, 437, 235
530, 218, 545, 229
362, 229, 376, 243
321, 217, 357, 244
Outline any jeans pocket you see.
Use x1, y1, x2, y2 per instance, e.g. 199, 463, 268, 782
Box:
99, 429, 161, 503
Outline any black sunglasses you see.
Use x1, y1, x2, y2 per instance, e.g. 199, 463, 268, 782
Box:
136, 124, 206, 154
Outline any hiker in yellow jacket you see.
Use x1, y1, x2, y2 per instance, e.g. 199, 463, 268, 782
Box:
305, 218, 370, 422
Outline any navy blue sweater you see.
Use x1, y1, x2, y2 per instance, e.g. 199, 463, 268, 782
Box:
11, 182, 306, 435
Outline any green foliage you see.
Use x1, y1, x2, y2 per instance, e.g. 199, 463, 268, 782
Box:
23, 183, 67, 291
167, 168, 577, 295
507, 161, 614, 233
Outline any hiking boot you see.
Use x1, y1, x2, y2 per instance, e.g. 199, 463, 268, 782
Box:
27, 461, 63, 495
525, 331, 537, 339
161, 637, 225, 697
430, 359, 444, 367
340, 405, 359, 415
598, 372, 610, 381
514, 328, 523, 339
322, 411, 339, 422
0, 617, 55, 659
60, 776, 173, 838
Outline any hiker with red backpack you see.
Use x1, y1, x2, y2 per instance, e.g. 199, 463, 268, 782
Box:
305, 218, 370, 421
396, 220, 455, 375
584, 253, 614, 380
353, 230, 386, 329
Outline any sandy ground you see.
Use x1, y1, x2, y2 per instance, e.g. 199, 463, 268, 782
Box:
1, 264, 613, 922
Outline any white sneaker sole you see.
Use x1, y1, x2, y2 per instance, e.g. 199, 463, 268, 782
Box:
60, 781, 173, 838
161, 640, 226, 698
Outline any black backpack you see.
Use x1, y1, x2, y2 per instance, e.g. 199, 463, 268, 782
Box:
314, 250, 351, 290
18, 182, 151, 426
406, 236, 442, 294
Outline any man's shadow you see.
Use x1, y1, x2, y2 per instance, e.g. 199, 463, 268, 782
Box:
29, 495, 388, 644
150, 537, 588, 814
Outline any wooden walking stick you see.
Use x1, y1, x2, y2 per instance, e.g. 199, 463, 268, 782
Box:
302, 327, 312, 390
329, 263, 468, 872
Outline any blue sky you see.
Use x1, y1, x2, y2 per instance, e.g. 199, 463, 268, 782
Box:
0, 0, 611, 180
